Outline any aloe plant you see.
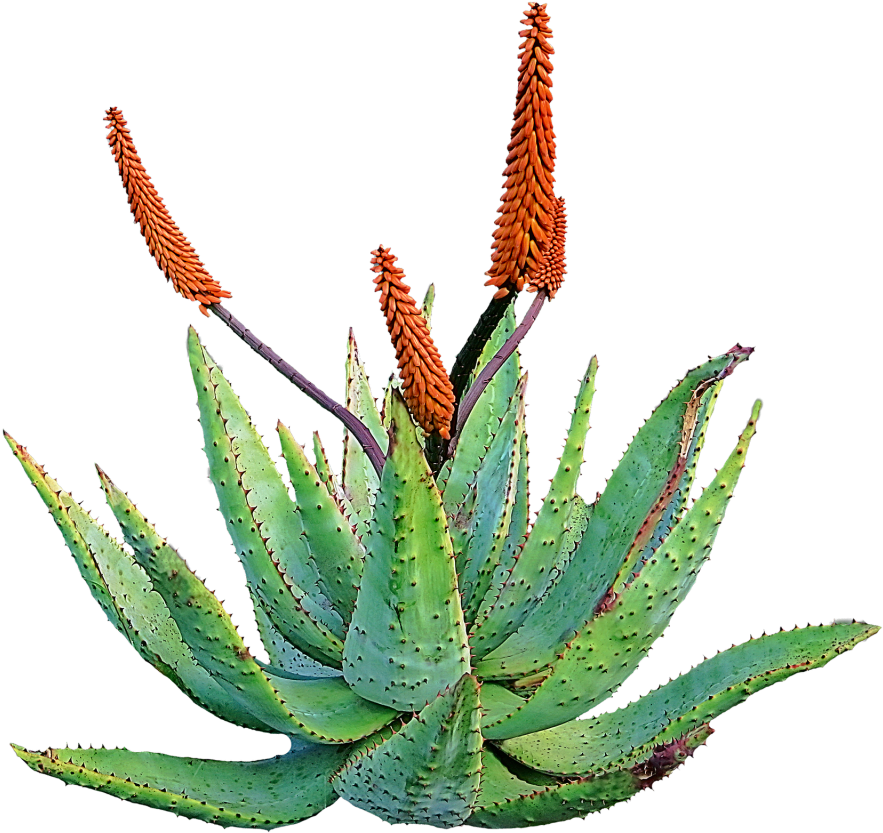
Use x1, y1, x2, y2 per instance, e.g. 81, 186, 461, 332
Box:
5, 3, 877, 830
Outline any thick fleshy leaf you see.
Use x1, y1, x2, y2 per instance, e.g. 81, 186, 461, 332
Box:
261, 668, 400, 743
441, 306, 520, 526
596, 377, 723, 610
498, 621, 879, 775
332, 675, 482, 827
477, 347, 752, 679
483, 402, 762, 738
101, 470, 394, 743
471, 429, 531, 633
471, 359, 597, 658
459, 376, 528, 623
549, 494, 592, 583
343, 392, 470, 711
188, 328, 344, 666
252, 602, 341, 678
279, 423, 364, 622
469, 726, 711, 829
12, 742, 347, 829
5, 435, 271, 733
342, 330, 388, 532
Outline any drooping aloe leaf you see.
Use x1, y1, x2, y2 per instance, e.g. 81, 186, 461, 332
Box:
460, 375, 527, 623
332, 675, 482, 826
343, 391, 470, 711
12, 741, 348, 829
188, 328, 344, 666
471, 358, 597, 658
342, 330, 388, 532
477, 347, 752, 679
279, 422, 364, 622
497, 621, 878, 776
469, 726, 711, 829
101, 470, 392, 743
482, 401, 762, 738
5, 435, 272, 733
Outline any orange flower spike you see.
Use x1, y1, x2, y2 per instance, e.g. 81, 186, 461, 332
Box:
485, 3, 556, 299
527, 196, 567, 298
370, 247, 455, 439
104, 107, 231, 316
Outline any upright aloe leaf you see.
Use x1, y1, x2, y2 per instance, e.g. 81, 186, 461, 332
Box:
443, 309, 521, 587
252, 601, 341, 678
342, 330, 388, 532
483, 401, 762, 738
6, 435, 271, 733
188, 328, 345, 666
470, 358, 597, 658
478, 346, 752, 679
100, 470, 395, 744
459, 375, 528, 623
422, 283, 436, 329
278, 422, 364, 622
343, 391, 470, 711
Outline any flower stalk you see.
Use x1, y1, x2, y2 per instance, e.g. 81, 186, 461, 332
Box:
105, 107, 385, 475
448, 289, 548, 454
209, 304, 386, 475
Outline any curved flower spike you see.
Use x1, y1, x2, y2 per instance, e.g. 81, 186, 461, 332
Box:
104, 107, 231, 314
485, 3, 557, 299
371, 246, 455, 439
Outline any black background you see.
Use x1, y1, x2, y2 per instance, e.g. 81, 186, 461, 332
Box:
0, 3, 880, 830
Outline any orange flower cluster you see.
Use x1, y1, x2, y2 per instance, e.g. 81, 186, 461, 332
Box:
104, 107, 231, 315
527, 196, 566, 298
485, 3, 557, 300
371, 247, 455, 439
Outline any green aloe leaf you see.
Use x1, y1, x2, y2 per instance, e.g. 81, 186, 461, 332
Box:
188, 328, 345, 666
252, 601, 341, 678
332, 675, 482, 826
279, 422, 364, 622
459, 375, 528, 623
471, 358, 597, 658
483, 401, 762, 739
497, 621, 878, 776
5, 435, 271, 733
477, 347, 752, 679
342, 330, 388, 533
12, 742, 348, 829
101, 470, 395, 743
438, 304, 522, 556
343, 391, 470, 711
469, 725, 711, 829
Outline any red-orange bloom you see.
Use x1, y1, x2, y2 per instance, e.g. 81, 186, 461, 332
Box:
104, 107, 231, 316
371, 247, 455, 439
527, 196, 566, 298
485, 3, 556, 299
